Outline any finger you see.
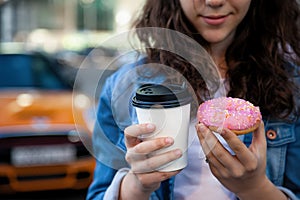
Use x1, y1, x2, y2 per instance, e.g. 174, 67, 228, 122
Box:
202, 142, 226, 171
128, 169, 181, 185
220, 128, 257, 168
250, 122, 266, 154
208, 159, 227, 179
124, 123, 156, 148
196, 123, 219, 154
132, 137, 174, 154
126, 137, 174, 162
132, 149, 182, 173
196, 123, 242, 171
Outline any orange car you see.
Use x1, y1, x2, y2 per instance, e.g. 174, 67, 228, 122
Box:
0, 52, 96, 193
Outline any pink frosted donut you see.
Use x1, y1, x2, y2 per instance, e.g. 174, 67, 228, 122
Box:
197, 97, 262, 135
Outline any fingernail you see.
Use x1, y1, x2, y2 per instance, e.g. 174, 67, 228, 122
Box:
174, 149, 182, 157
146, 123, 155, 130
197, 123, 206, 132
220, 128, 228, 136
165, 137, 174, 145
216, 126, 224, 134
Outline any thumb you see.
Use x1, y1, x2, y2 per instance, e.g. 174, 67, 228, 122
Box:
251, 121, 266, 153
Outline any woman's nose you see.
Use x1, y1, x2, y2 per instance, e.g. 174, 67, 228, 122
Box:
205, 0, 225, 7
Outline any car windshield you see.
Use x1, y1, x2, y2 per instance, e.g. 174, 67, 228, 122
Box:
0, 54, 70, 90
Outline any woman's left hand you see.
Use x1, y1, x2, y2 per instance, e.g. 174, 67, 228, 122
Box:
196, 122, 270, 198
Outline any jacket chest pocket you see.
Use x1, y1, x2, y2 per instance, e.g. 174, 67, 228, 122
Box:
265, 122, 296, 146
264, 122, 296, 185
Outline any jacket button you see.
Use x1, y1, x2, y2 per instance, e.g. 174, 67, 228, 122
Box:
266, 130, 277, 140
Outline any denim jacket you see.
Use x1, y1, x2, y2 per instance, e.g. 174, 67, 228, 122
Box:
87, 59, 300, 200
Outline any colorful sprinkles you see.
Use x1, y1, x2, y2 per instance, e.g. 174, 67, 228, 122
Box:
197, 97, 262, 131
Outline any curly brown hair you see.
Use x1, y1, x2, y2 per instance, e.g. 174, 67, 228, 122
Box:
132, 0, 300, 120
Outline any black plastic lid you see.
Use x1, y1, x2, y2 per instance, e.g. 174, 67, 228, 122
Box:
132, 84, 192, 108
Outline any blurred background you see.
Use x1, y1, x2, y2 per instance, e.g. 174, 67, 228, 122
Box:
0, 0, 144, 49
0, 0, 144, 199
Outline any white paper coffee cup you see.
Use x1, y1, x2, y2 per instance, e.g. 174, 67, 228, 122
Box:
132, 84, 192, 172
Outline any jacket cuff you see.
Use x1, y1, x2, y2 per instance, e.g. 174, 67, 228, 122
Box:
103, 168, 130, 200
103, 168, 160, 200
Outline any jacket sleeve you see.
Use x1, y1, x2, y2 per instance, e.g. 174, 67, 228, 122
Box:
86, 59, 163, 200
86, 74, 129, 200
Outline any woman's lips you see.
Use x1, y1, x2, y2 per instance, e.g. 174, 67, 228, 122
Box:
202, 15, 228, 26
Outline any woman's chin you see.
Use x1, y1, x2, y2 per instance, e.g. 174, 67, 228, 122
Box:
201, 31, 235, 45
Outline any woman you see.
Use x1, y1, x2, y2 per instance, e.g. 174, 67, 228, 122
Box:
87, 0, 300, 199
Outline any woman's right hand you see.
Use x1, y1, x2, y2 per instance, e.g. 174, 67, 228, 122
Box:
119, 123, 182, 199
